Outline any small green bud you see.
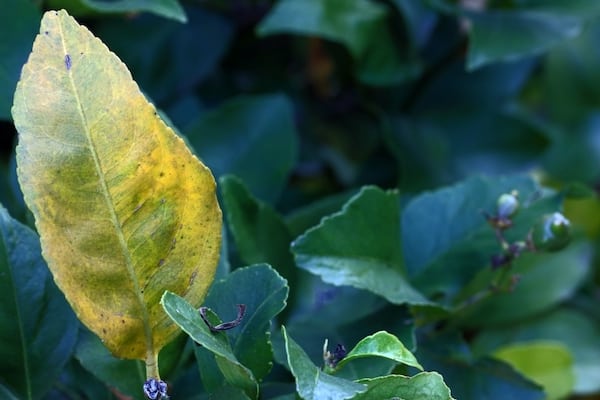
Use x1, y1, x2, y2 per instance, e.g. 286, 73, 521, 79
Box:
497, 192, 519, 219
530, 212, 571, 252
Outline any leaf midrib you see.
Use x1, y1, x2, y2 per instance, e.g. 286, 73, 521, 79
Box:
57, 17, 154, 360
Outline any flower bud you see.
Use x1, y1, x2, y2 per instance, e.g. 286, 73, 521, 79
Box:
497, 192, 519, 219
530, 212, 571, 252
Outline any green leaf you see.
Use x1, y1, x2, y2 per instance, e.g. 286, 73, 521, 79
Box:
0, 205, 78, 400
219, 175, 298, 320
203, 264, 289, 381
193, 265, 287, 396
418, 351, 544, 399
473, 308, 600, 394
62, 0, 187, 22
292, 186, 433, 306
391, 0, 438, 48
50, 359, 116, 400
74, 329, 146, 400
12, 10, 222, 370
95, 9, 233, 105
0, 0, 39, 120
460, 241, 590, 327
353, 372, 455, 400
186, 94, 298, 203
285, 189, 358, 237
335, 331, 423, 371
0, 385, 20, 400
493, 341, 574, 400
206, 386, 252, 400
500, 0, 600, 20
282, 326, 367, 400
220, 176, 295, 276
257, 0, 420, 85
161, 291, 258, 399
466, 10, 581, 70
288, 282, 387, 330
540, 22, 600, 124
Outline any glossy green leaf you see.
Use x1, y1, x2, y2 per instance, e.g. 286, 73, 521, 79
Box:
86, 0, 185, 21
187, 94, 298, 203
193, 264, 288, 396
335, 331, 423, 371
202, 264, 289, 381
282, 326, 367, 400
493, 341, 574, 400
473, 308, 600, 394
74, 329, 145, 400
353, 372, 455, 400
460, 241, 590, 327
466, 10, 581, 70
161, 291, 258, 398
12, 10, 222, 372
0, 205, 78, 400
257, 0, 420, 85
0, 0, 39, 120
292, 186, 433, 306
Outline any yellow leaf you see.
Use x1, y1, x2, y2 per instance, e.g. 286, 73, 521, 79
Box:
11, 9, 222, 378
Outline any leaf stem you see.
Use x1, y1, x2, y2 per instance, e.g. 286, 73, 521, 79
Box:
146, 350, 160, 380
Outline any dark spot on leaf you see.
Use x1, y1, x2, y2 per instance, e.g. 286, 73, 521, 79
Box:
121, 319, 126, 324
189, 271, 197, 286
159, 171, 164, 177
44, 31, 49, 35
64, 54, 72, 70
102, 328, 107, 334
158, 259, 165, 267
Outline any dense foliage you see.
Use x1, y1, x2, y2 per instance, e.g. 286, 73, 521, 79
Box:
2, 1, 600, 399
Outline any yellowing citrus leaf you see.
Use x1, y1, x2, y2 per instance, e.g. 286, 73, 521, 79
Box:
11, 9, 222, 378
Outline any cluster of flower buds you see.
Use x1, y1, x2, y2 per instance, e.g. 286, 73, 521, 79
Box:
487, 191, 571, 269
143, 378, 169, 400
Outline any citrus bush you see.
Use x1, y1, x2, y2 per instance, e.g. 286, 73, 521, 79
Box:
2, 1, 600, 399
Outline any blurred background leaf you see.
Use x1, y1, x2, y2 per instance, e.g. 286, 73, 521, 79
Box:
0, 0, 39, 120
0, 206, 78, 399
